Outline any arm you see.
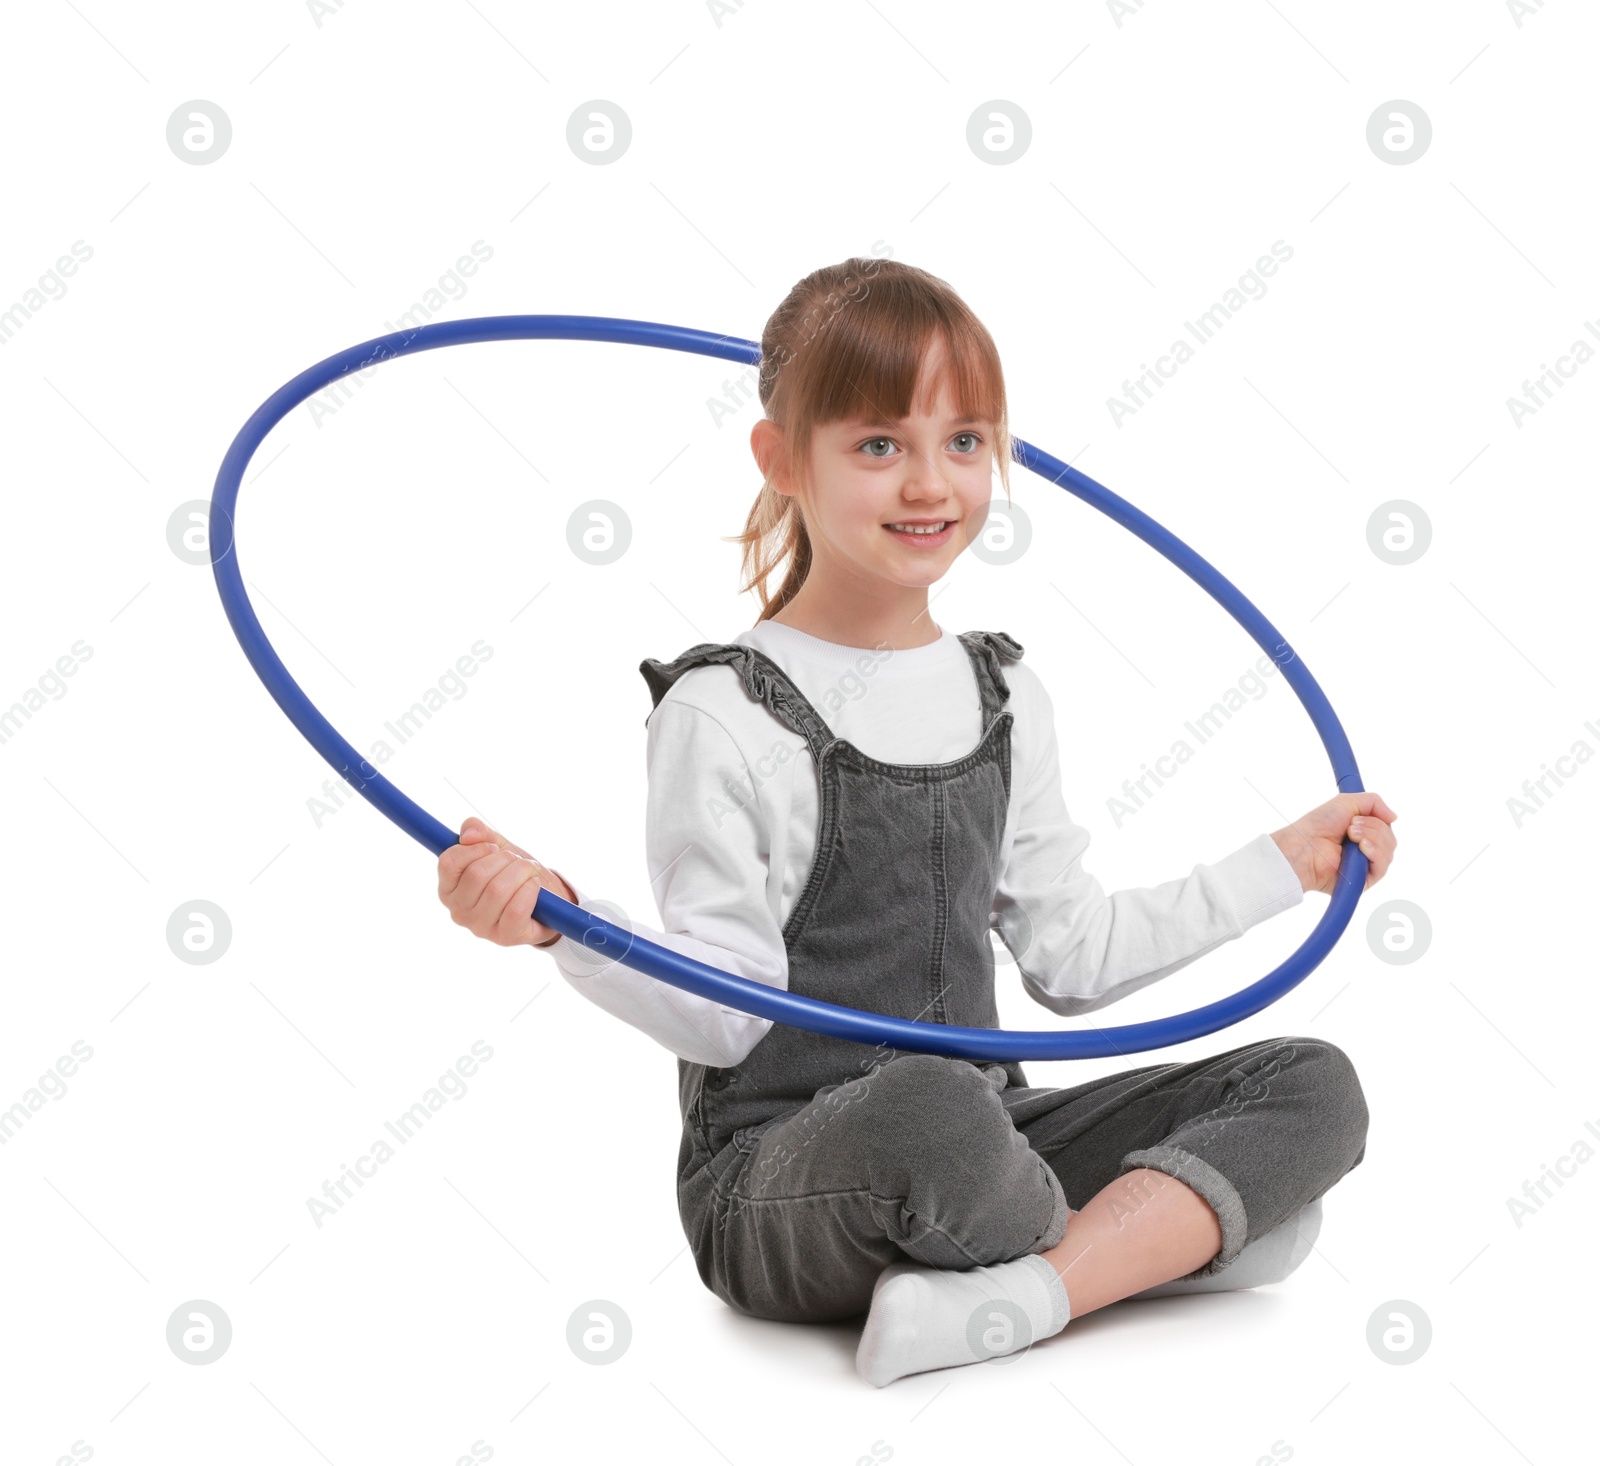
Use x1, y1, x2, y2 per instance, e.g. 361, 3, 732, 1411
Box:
993, 678, 1306, 1017
540, 697, 787, 1067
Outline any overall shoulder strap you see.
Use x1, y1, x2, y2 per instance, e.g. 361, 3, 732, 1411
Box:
637, 642, 837, 758
957, 630, 1025, 724
638, 643, 736, 718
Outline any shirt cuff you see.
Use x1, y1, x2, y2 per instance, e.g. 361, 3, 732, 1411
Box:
1211, 832, 1306, 932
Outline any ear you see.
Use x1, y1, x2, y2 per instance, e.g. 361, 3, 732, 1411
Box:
750, 418, 793, 495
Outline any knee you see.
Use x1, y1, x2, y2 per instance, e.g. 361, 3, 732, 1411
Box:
1281, 1036, 1369, 1159
1303, 1037, 1367, 1124
859, 1055, 1065, 1260
854, 1055, 1014, 1168
860, 1054, 994, 1130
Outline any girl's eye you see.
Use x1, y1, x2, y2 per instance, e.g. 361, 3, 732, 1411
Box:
858, 432, 984, 458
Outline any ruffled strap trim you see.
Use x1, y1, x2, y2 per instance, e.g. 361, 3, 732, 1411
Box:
638, 642, 831, 750
958, 629, 1025, 715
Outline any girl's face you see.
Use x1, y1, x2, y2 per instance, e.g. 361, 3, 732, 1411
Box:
776, 339, 998, 596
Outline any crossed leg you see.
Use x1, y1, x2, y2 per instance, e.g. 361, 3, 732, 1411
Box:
853, 1036, 1366, 1382
690, 1035, 1366, 1383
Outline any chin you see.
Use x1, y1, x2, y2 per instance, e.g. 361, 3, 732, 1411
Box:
885, 564, 950, 587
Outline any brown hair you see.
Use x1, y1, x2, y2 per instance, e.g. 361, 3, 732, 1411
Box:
727, 256, 1014, 623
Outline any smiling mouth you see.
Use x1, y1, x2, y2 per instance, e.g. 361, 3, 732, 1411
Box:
884, 520, 953, 535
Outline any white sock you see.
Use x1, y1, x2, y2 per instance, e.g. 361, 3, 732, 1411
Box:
855, 1252, 1070, 1388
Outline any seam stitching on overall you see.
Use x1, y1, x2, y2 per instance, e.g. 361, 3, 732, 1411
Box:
782, 741, 837, 947
929, 779, 951, 1024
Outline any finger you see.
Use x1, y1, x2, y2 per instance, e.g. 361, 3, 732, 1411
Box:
1349, 815, 1396, 853
481, 856, 544, 943
1365, 842, 1393, 888
1352, 825, 1395, 887
438, 839, 501, 899
459, 817, 532, 861
483, 851, 537, 902
458, 853, 531, 935
492, 862, 547, 945
1351, 791, 1398, 824
1312, 797, 1364, 840
453, 845, 518, 915
442, 838, 500, 873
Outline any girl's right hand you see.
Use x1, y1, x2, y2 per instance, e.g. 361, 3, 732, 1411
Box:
438, 816, 571, 948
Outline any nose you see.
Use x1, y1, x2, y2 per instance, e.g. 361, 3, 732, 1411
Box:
898, 437, 953, 503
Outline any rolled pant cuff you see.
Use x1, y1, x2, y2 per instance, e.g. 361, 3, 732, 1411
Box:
1040, 1166, 1071, 1253
1120, 1144, 1248, 1280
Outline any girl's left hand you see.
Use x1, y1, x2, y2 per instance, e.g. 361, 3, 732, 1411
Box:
1270, 792, 1398, 896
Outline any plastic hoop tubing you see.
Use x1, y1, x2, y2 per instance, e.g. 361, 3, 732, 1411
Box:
210, 314, 1369, 1062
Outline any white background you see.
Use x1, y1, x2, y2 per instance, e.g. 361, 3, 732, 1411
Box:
1, 1, 1594, 1461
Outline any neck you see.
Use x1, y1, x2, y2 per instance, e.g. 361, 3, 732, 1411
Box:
766, 584, 941, 651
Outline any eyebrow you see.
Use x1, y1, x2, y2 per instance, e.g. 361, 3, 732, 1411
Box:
841, 415, 991, 431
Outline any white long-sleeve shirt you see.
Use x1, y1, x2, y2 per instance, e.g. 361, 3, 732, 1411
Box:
543, 619, 1306, 1068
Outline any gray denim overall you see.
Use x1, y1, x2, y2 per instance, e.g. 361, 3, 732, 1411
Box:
638, 630, 1369, 1324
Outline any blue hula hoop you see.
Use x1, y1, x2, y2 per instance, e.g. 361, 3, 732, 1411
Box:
210, 314, 1368, 1062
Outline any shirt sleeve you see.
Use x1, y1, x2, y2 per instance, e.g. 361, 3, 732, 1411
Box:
993, 677, 1306, 1016
538, 696, 785, 1067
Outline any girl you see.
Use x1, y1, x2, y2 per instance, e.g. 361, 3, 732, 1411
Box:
437, 257, 1397, 1388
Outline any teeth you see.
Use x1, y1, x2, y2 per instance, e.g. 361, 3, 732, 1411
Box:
888, 522, 948, 535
